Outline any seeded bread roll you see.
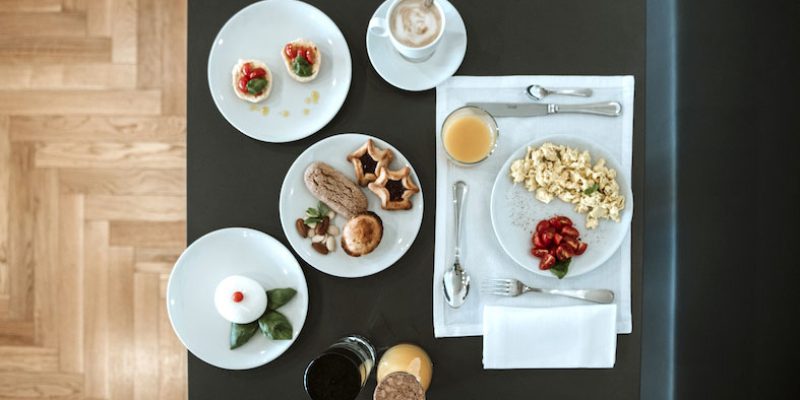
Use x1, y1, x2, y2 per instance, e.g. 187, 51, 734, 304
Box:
373, 372, 425, 400
304, 162, 368, 219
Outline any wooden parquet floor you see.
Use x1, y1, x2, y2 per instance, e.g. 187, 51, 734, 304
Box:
0, 0, 188, 398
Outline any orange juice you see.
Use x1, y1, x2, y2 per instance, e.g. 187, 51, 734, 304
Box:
443, 113, 496, 164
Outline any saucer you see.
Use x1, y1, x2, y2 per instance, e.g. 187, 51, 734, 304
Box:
366, 0, 467, 92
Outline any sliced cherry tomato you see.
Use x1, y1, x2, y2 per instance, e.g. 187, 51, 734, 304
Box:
555, 244, 573, 261
531, 248, 550, 258
549, 217, 562, 230
304, 48, 315, 64
560, 225, 580, 238
553, 233, 563, 246
536, 220, 551, 233
284, 43, 297, 59
555, 216, 573, 227
541, 231, 554, 247
237, 76, 249, 93
539, 253, 556, 270
232, 291, 244, 303
249, 68, 267, 79
533, 233, 546, 249
575, 241, 588, 255
563, 236, 580, 252
241, 62, 253, 76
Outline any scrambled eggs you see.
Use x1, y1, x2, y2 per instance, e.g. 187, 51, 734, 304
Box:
509, 143, 625, 229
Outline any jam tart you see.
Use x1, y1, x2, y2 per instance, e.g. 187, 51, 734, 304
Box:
368, 166, 419, 211
346, 139, 394, 186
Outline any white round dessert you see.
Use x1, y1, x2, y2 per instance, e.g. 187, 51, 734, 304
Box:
231, 59, 273, 103
213, 275, 268, 324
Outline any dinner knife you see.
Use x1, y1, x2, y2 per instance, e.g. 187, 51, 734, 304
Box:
466, 101, 621, 117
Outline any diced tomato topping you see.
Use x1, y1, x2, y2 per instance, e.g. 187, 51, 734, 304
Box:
536, 220, 551, 233
553, 232, 563, 246
555, 244, 573, 261
562, 236, 580, 252
241, 62, 253, 76
249, 68, 267, 79
533, 233, 546, 249
575, 241, 588, 255
284, 43, 297, 59
304, 48, 315, 64
560, 225, 580, 238
237, 76, 249, 93
531, 248, 550, 258
555, 216, 573, 227
541, 231, 554, 247
548, 217, 562, 230
539, 253, 556, 270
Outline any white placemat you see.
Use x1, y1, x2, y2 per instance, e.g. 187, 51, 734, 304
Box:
433, 75, 635, 337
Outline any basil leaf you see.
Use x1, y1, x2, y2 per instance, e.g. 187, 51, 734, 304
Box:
317, 202, 330, 216
550, 258, 572, 279
304, 217, 322, 225
246, 78, 268, 95
583, 183, 600, 195
259, 310, 293, 340
306, 207, 320, 217
230, 321, 259, 349
267, 288, 297, 310
292, 56, 313, 77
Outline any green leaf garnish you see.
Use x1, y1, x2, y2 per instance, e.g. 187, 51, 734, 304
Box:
304, 217, 322, 225
259, 310, 293, 340
317, 202, 330, 216
550, 258, 572, 279
292, 55, 313, 77
230, 321, 259, 349
246, 78, 268, 95
267, 288, 297, 310
583, 183, 600, 195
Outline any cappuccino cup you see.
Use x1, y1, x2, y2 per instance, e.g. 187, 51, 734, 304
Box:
369, 0, 446, 62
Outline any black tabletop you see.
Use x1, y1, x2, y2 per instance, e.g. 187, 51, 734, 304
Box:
187, 0, 645, 398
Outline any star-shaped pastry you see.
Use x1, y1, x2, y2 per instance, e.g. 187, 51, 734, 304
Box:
346, 139, 394, 186
368, 166, 420, 211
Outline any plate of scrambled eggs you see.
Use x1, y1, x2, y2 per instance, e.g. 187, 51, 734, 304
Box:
490, 135, 633, 278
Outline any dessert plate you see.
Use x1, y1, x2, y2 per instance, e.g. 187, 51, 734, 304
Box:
208, 0, 352, 142
490, 135, 634, 278
166, 228, 309, 370
279, 133, 424, 278
366, 0, 467, 91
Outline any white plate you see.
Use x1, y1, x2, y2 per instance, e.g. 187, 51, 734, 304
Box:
166, 228, 309, 370
490, 135, 634, 278
279, 133, 424, 278
366, 0, 466, 92
208, 0, 352, 142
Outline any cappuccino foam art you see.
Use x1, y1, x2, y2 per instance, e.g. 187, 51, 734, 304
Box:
390, 0, 443, 47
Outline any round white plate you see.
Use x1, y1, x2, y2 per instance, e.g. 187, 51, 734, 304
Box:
208, 0, 352, 142
366, 0, 466, 92
279, 133, 424, 278
490, 135, 634, 278
166, 228, 309, 370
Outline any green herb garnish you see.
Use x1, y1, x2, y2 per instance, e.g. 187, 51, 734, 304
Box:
258, 310, 293, 340
267, 288, 297, 310
583, 183, 600, 195
292, 55, 313, 77
550, 258, 572, 279
246, 77, 268, 95
230, 321, 259, 349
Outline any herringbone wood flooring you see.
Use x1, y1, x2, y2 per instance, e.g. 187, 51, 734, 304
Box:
0, 0, 188, 398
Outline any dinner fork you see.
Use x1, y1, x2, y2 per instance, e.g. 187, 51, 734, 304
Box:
483, 278, 615, 304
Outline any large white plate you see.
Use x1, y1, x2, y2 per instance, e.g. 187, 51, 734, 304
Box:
208, 0, 352, 142
279, 133, 424, 278
366, 0, 466, 92
490, 135, 634, 278
166, 228, 309, 370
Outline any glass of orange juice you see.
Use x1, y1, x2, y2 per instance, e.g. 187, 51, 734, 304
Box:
441, 105, 499, 166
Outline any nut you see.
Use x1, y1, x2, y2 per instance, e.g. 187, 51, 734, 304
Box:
327, 225, 339, 236
311, 234, 326, 243
311, 242, 329, 255
295, 218, 309, 238
327, 211, 336, 220
325, 236, 336, 252
315, 217, 330, 236
307, 221, 317, 228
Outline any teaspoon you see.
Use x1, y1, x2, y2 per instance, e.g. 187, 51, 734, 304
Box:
526, 84, 593, 101
443, 181, 470, 308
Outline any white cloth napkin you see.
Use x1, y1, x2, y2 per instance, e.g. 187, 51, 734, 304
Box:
482, 304, 618, 369
433, 76, 635, 338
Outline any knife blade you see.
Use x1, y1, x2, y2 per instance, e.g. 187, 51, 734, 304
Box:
467, 101, 621, 117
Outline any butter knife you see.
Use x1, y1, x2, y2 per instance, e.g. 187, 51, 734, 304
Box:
467, 101, 621, 117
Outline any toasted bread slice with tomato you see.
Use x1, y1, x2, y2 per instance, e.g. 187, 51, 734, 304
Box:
232, 59, 272, 103
281, 39, 321, 83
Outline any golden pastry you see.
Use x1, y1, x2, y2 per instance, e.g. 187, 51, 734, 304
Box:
341, 212, 383, 257
347, 139, 394, 186
368, 166, 419, 211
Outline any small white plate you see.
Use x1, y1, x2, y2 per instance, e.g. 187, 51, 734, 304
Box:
166, 228, 309, 370
279, 133, 424, 278
490, 135, 634, 278
208, 0, 352, 142
366, 0, 467, 92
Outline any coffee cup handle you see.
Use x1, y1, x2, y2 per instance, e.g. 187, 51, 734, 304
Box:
368, 17, 390, 38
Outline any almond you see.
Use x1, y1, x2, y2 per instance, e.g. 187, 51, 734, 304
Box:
315, 216, 330, 236
295, 218, 309, 238
311, 242, 329, 255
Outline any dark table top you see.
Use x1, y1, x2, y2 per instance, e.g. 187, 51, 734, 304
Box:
187, 0, 645, 398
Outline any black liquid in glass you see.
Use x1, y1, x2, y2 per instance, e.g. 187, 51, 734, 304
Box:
304, 347, 365, 400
